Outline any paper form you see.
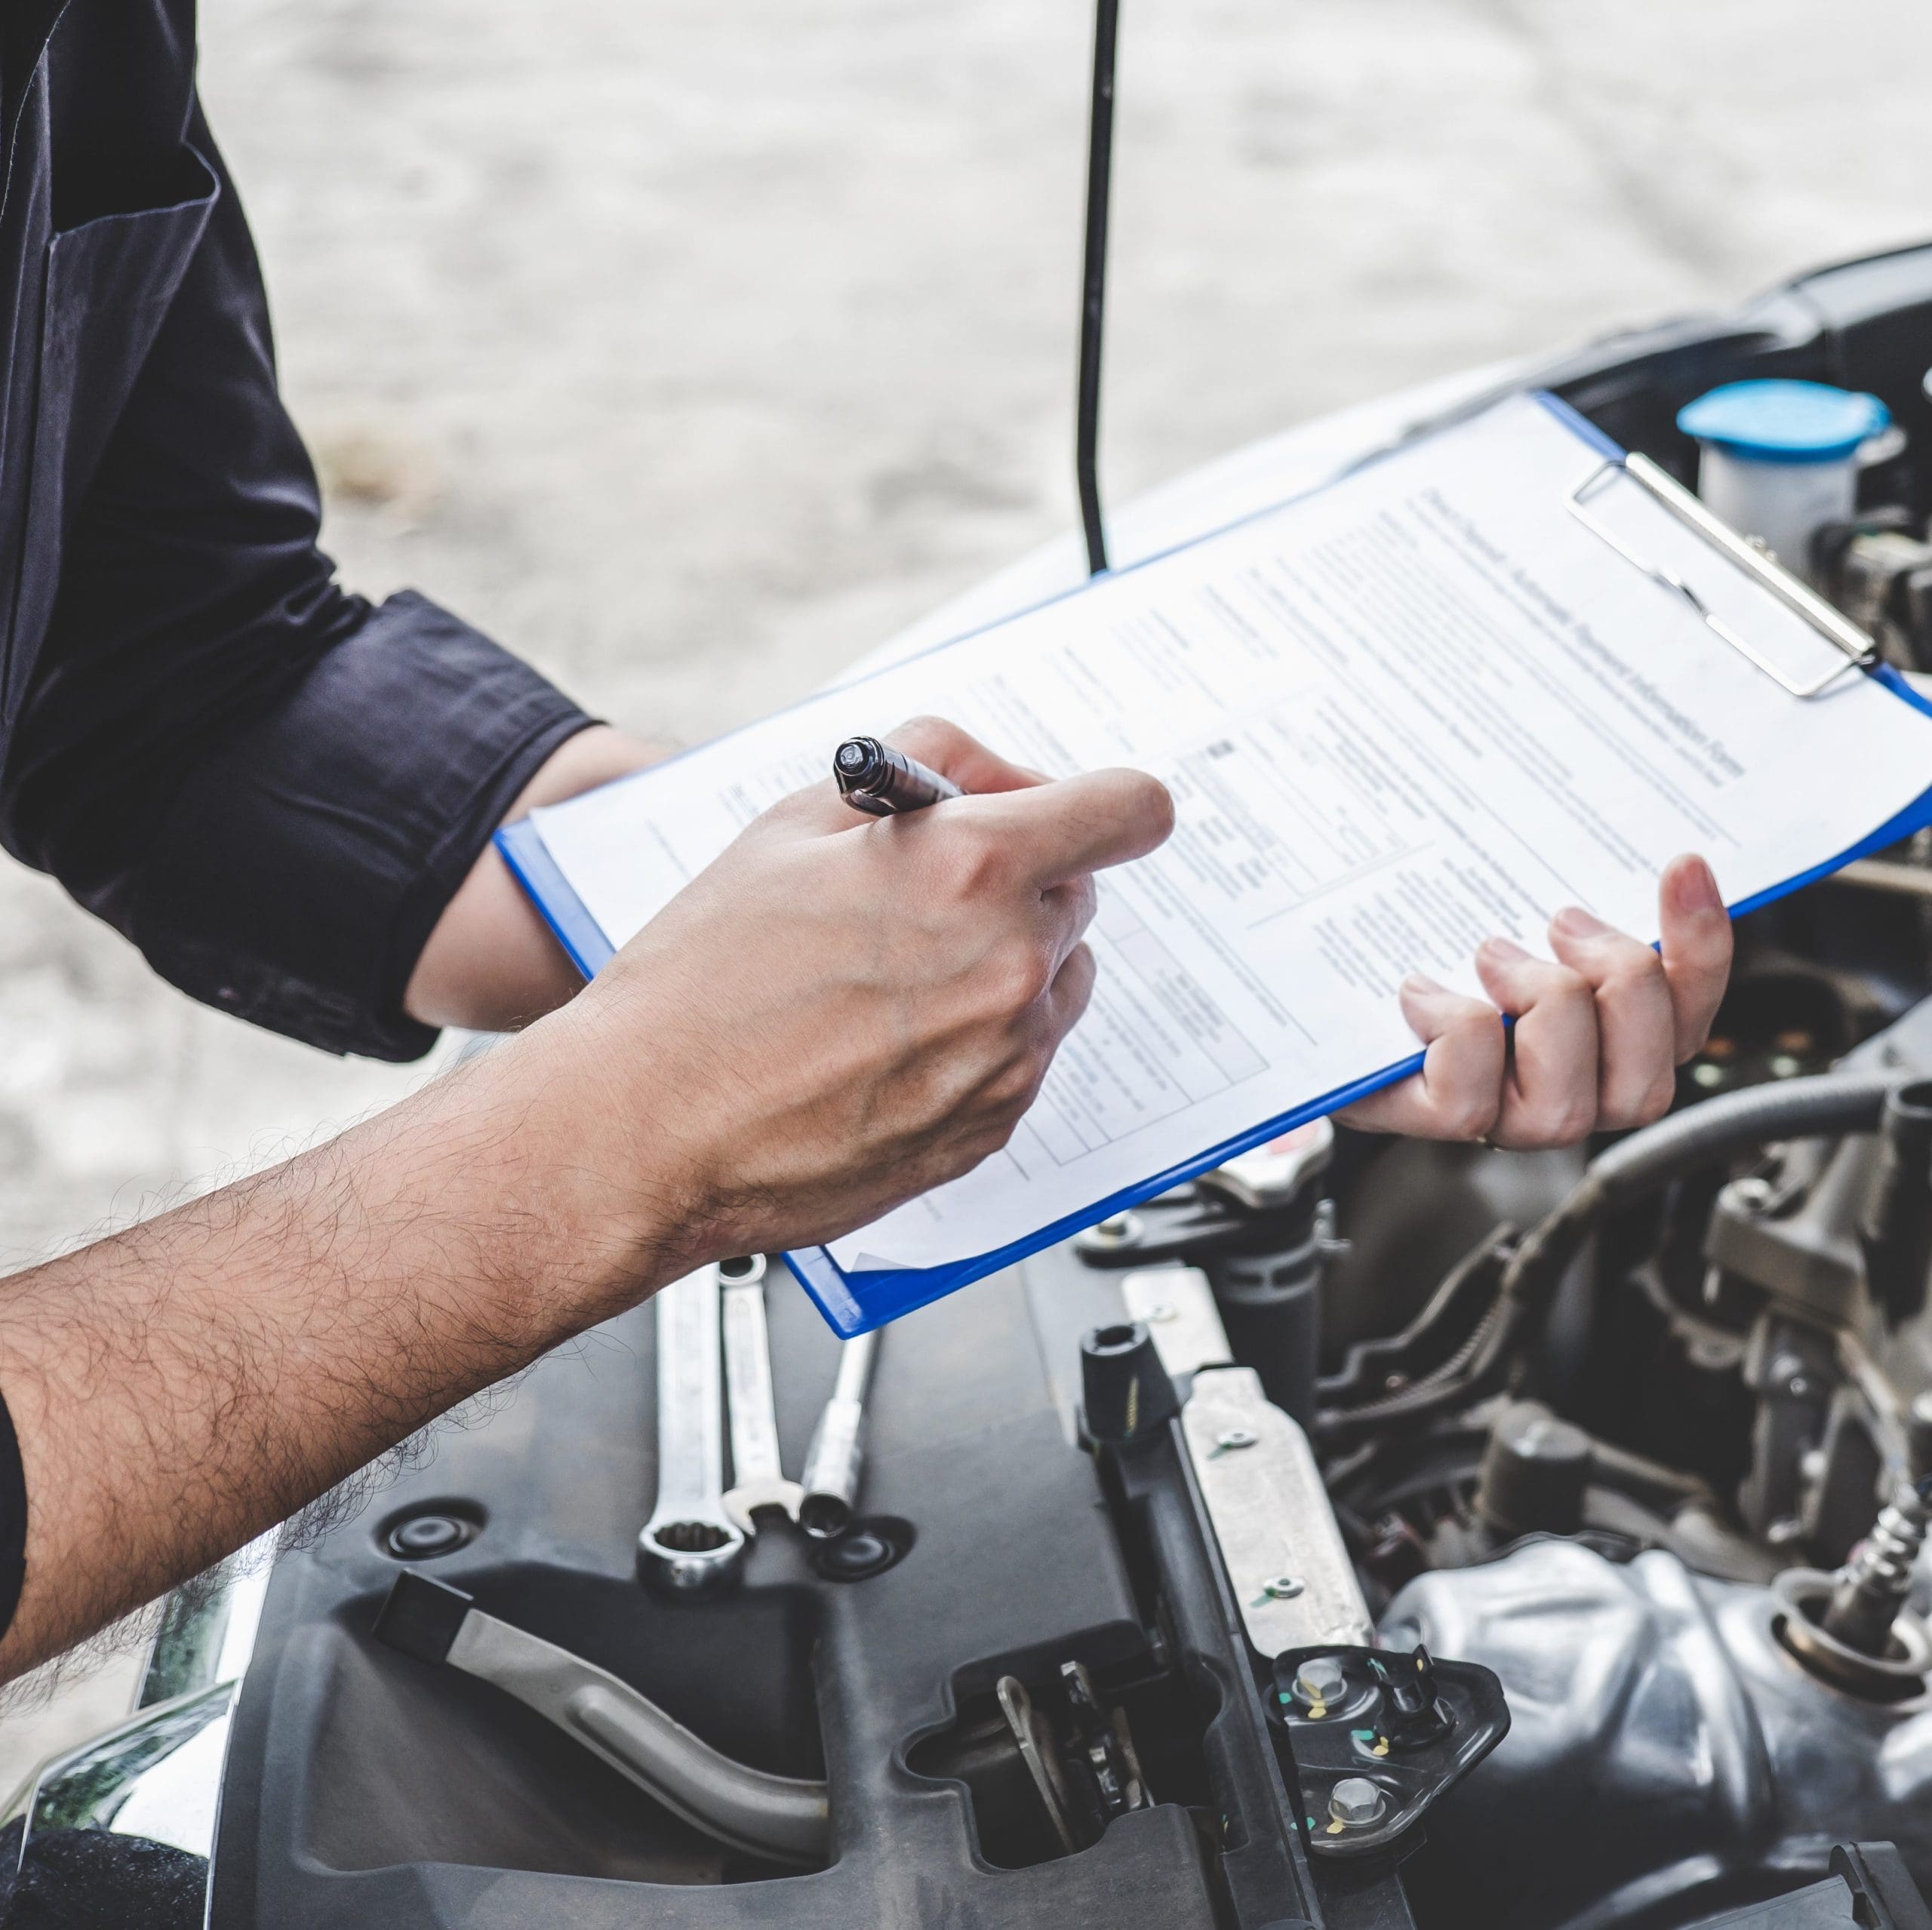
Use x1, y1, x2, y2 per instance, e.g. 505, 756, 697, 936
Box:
525, 394, 1932, 1277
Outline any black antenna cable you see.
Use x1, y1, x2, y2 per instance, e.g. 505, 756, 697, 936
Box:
1076, 0, 1120, 576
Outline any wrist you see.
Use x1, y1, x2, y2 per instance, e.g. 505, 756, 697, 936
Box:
452, 1005, 714, 1329
405, 727, 676, 1033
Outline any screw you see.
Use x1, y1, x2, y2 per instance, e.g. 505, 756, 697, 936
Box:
1146, 1302, 1177, 1323
1294, 1656, 1348, 1705
1216, 1428, 1257, 1452
1730, 1176, 1776, 1213
1328, 1777, 1386, 1827
1078, 1212, 1146, 1253
1263, 1575, 1306, 1600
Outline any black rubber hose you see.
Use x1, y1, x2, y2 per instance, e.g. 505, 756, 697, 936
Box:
1322, 1072, 1896, 1438
1500, 1071, 1896, 1311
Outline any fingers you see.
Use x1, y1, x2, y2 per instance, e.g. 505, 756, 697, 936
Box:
1359, 856, 1732, 1150
1045, 938, 1099, 1041
766, 717, 1079, 837
1340, 974, 1506, 1139
995, 941, 1099, 1127
1547, 905, 1677, 1129
1657, 854, 1731, 1061
885, 716, 1045, 796
1475, 939, 1600, 1149
964, 766, 1176, 888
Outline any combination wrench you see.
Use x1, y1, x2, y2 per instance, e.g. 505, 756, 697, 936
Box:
799, 1329, 881, 1539
637, 1264, 747, 1593
718, 1255, 804, 1535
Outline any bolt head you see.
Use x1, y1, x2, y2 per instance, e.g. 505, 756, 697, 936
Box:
1217, 1427, 1257, 1452
1146, 1302, 1177, 1323
1329, 1777, 1387, 1827
1078, 1212, 1146, 1253
1263, 1574, 1306, 1600
1295, 1656, 1349, 1704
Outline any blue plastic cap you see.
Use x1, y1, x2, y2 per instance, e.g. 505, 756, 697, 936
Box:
1677, 380, 1890, 466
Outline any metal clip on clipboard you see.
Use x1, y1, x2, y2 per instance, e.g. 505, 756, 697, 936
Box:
1567, 452, 1878, 699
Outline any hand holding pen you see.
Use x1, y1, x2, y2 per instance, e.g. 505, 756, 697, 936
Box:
827, 723, 1728, 1154
834, 735, 964, 816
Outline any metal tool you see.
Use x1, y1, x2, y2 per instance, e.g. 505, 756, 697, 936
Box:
798, 1329, 880, 1538
718, 1256, 803, 1535
638, 1265, 746, 1593
375, 1572, 828, 1864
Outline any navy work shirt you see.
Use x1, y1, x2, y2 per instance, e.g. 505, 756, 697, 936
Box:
0, 3, 593, 1061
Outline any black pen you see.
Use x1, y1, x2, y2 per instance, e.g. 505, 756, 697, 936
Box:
833, 736, 964, 816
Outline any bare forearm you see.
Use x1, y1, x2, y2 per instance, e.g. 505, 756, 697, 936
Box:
0, 1031, 670, 1677
0, 720, 1173, 1683
405, 724, 671, 1031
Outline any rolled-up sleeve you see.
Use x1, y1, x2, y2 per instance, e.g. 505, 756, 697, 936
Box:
0, 109, 590, 1060
125, 593, 590, 1059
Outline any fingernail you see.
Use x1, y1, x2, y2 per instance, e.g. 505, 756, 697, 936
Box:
1401, 971, 1450, 998
1552, 905, 1611, 939
1479, 936, 1530, 963
1670, 856, 1724, 915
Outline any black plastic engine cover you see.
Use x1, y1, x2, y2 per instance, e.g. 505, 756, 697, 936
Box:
209, 1263, 1252, 1928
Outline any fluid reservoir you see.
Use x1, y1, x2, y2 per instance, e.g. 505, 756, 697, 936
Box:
1676, 379, 1890, 582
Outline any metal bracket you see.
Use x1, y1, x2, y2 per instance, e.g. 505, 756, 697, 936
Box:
1180, 1366, 1373, 1656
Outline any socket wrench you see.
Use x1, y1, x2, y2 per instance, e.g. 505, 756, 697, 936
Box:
799, 1329, 880, 1539
638, 1265, 747, 1593
718, 1256, 804, 1535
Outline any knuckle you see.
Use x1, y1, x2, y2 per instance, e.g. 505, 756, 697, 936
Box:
1635, 1073, 1676, 1126
983, 1051, 1044, 1116
1606, 954, 1665, 999
986, 940, 1052, 1016
1444, 1091, 1501, 1142
1549, 966, 1593, 1006
935, 821, 1009, 899
1678, 1016, 1717, 1062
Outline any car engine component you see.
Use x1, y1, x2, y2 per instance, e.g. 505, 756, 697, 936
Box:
20, 241, 1932, 1930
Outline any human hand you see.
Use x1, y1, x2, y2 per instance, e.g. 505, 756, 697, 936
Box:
543, 717, 1174, 1274
1339, 854, 1732, 1148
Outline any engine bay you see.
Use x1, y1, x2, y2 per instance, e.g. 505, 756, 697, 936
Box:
186, 244, 1932, 1930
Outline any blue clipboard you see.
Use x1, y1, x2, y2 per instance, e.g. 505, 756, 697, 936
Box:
500, 393, 1932, 1338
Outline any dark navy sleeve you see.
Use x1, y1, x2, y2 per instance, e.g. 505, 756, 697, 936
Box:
0, 1384, 23, 1646
0, 111, 591, 1061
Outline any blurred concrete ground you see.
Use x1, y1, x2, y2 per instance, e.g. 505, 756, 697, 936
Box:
4, 0, 1930, 1778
